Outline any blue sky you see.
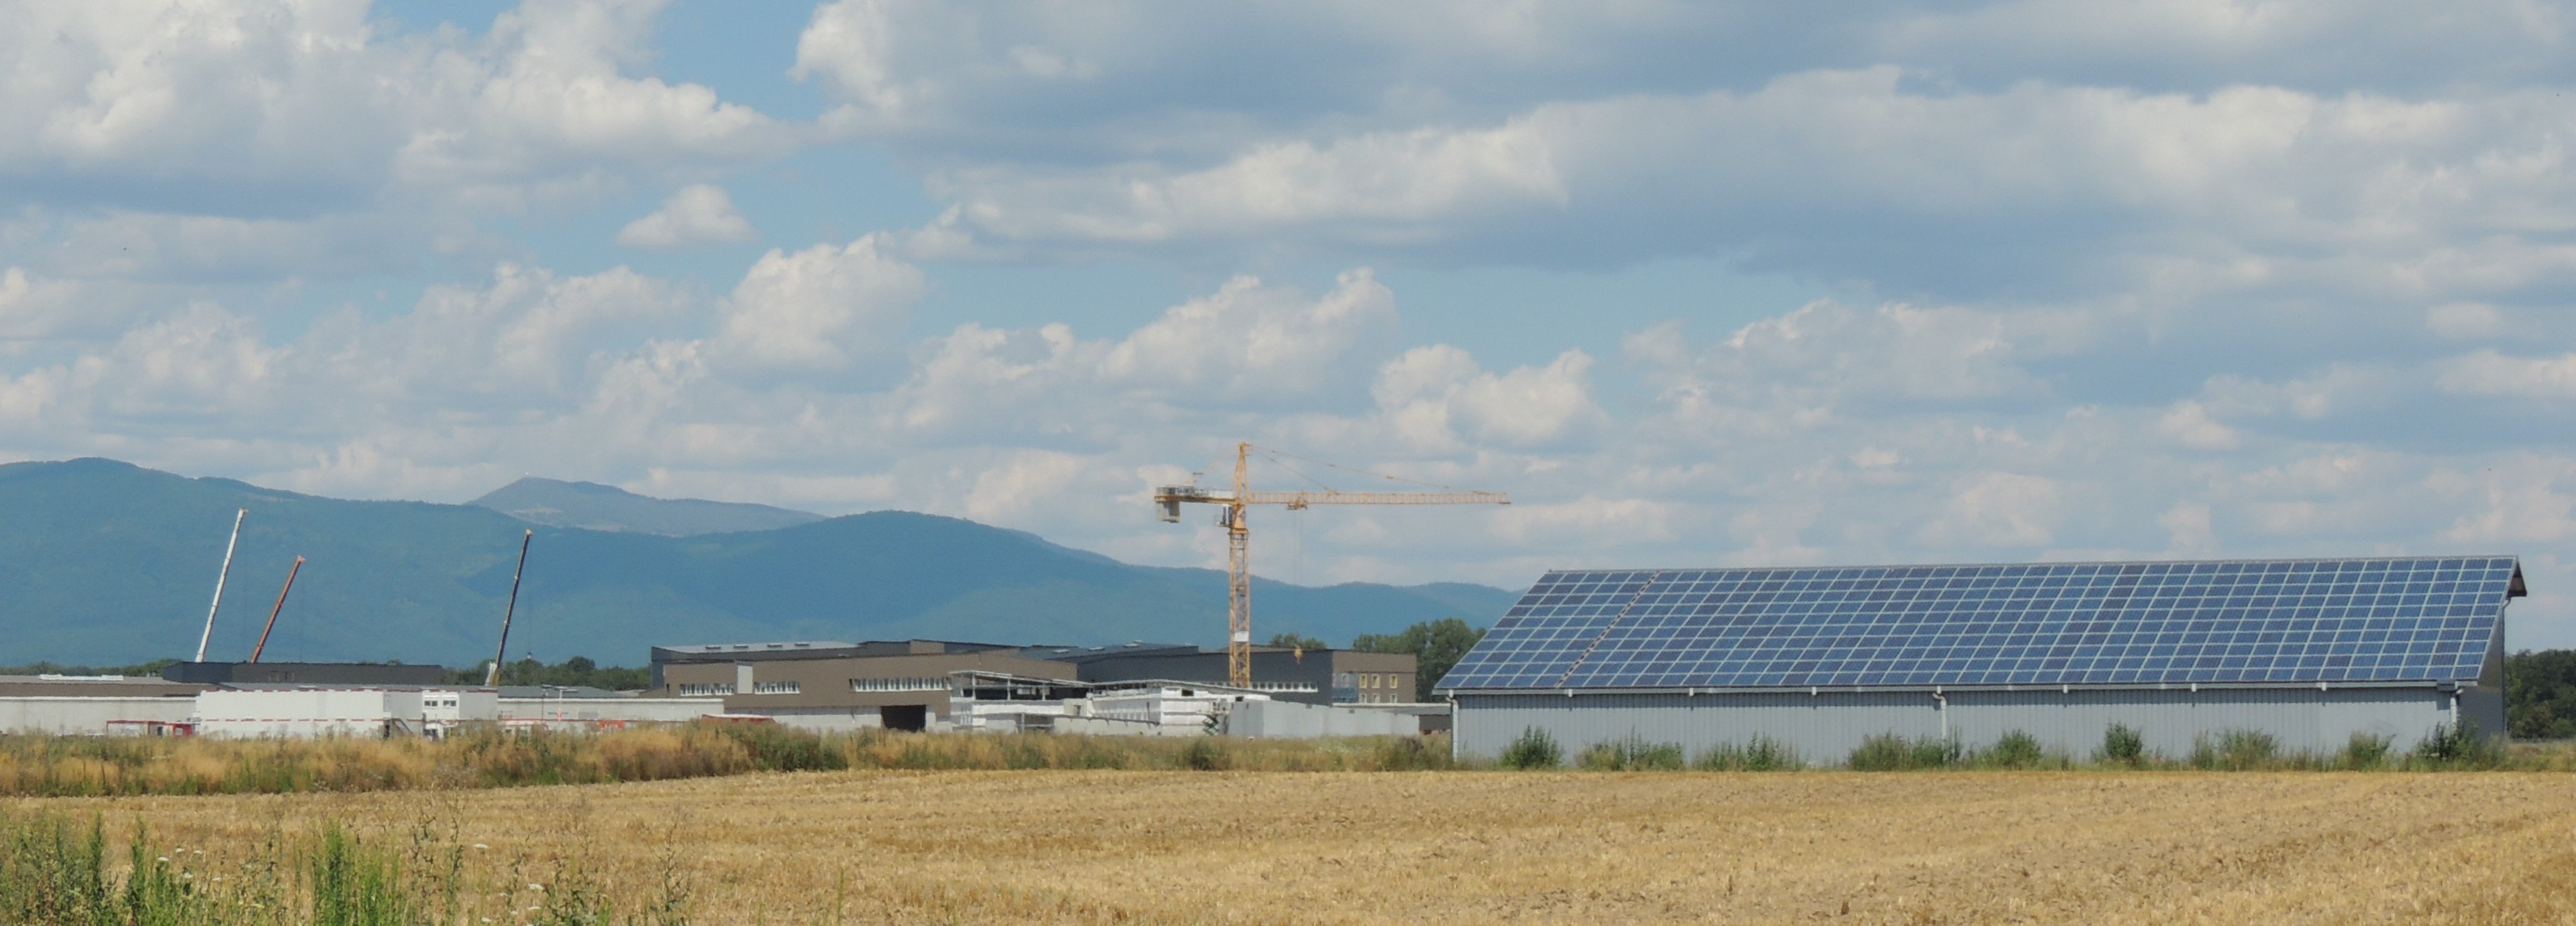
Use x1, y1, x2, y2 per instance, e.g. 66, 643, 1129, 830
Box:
11, 1, 2576, 646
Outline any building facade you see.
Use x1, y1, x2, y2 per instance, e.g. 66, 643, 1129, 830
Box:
652, 640, 1078, 731
1443, 557, 2520, 763
1025, 644, 1418, 706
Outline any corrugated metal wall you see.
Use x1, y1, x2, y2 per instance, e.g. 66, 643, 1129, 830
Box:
1454, 686, 2470, 764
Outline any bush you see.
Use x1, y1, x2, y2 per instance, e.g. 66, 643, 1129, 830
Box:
1499, 728, 1562, 769
1848, 734, 1959, 771
1695, 736, 1800, 771
2096, 723, 2145, 766
2190, 729, 2280, 770
2412, 719, 2502, 768
2340, 733, 2394, 769
1577, 734, 1684, 771
1180, 737, 1230, 771
1978, 730, 2046, 769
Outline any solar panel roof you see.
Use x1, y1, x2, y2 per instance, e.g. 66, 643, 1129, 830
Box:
1438, 557, 2520, 691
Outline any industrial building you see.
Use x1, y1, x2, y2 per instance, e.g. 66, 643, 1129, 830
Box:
1018, 642, 1419, 705
0, 674, 204, 734
1441, 556, 2520, 763
650, 639, 1083, 731
193, 686, 497, 738
162, 661, 446, 686
649, 638, 1435, 733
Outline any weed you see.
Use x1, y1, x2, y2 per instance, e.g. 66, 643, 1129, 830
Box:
2411, 719, 2503, 769
1180, 738, 1230, 771
1577, 735, 1685, 771
1848, 734, 1959, 771
2096, 723, 2145, 766
1978, 730, 2046, 769
1368, 736, 1453, 771
1694, 736, 1801, 771
2190, 729, 2280, 770
2340, 733, 2394, 769
1500, 728, 1562, 769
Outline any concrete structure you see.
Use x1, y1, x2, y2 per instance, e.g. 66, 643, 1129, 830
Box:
1222, 699, 1425, 738
0, 675, 205, 734
1085, 682, 1265, 733
1023, 644, 1416, 705
651, 640, 1077, 731
496, 686, 709, 728
1445, 557, 2522, 763
163, 662, 447, 686
193, 687, 498, 738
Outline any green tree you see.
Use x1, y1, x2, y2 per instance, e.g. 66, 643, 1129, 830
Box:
1265, 632, 1329, 650
1351, 617, 1486, 701
2506, 649, 2576, 739
445, 655, 651, 690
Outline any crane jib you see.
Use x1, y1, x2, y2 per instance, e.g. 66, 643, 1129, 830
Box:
1151, 443, 1508, 689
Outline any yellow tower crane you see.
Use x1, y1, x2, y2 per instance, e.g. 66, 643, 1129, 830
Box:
1155, 443, 1509, 687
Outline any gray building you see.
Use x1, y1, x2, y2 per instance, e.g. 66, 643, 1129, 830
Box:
162, 661, 446, 686
1022, 642, 1418, 706
1440, 556, 2520, 764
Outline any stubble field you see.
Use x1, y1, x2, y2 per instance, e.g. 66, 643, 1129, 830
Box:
24, 768, 2576, 925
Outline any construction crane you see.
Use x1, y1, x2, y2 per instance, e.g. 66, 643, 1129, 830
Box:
1155, 442, 1508, 687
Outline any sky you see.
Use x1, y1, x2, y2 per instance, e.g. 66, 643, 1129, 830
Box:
12, 1, 2576, 647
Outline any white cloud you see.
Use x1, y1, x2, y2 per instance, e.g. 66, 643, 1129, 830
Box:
712, 235, 925, 371
1, 0, 792, 282
2158, 401, 2240, 450
2426, 302, 2506, 339
1919, 472, 2062, 547
2436, 349, 2576, 400
1373, 346, 1600, 449
616, 185, 755, 248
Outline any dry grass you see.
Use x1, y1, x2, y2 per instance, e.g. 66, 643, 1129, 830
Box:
0, 727, 1453, 797
20, 768, 2576, 925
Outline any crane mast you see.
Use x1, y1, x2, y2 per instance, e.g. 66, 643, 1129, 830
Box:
1155, 443, 1507, 687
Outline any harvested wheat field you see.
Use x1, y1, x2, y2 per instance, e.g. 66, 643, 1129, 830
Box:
26, 769, 2576, 925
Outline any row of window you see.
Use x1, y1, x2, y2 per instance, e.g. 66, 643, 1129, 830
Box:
1333, 672, 1404, 689
850, 677, 947, 692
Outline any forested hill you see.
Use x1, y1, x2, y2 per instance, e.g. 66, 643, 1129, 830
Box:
0, 459, 1515, 667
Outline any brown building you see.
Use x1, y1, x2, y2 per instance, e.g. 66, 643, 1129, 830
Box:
650, 640, 1077, 731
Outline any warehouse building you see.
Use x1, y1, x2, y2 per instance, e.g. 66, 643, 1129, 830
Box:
1441, 556, 2520, 763
0, 674, 205, 734
651, 639, 1079, 731
1021, 642, 1419, 705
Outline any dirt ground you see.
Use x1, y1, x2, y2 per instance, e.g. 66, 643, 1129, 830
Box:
29, 769, 2576, 925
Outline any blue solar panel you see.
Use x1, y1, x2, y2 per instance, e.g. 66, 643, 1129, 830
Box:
1437, 557, 2520, 691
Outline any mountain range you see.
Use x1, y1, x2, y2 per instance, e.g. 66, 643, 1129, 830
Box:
0, 459, 1514, 667
471, 477, 825, 536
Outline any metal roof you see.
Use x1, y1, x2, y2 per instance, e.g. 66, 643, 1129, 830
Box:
1439, 556, 2521, 692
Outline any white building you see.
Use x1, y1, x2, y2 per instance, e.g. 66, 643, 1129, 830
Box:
193, 686, 498, 738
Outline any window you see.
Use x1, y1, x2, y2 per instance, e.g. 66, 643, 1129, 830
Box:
753, 681, 800, 694
677, 683, 734, 697
850, 677, 947, 692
